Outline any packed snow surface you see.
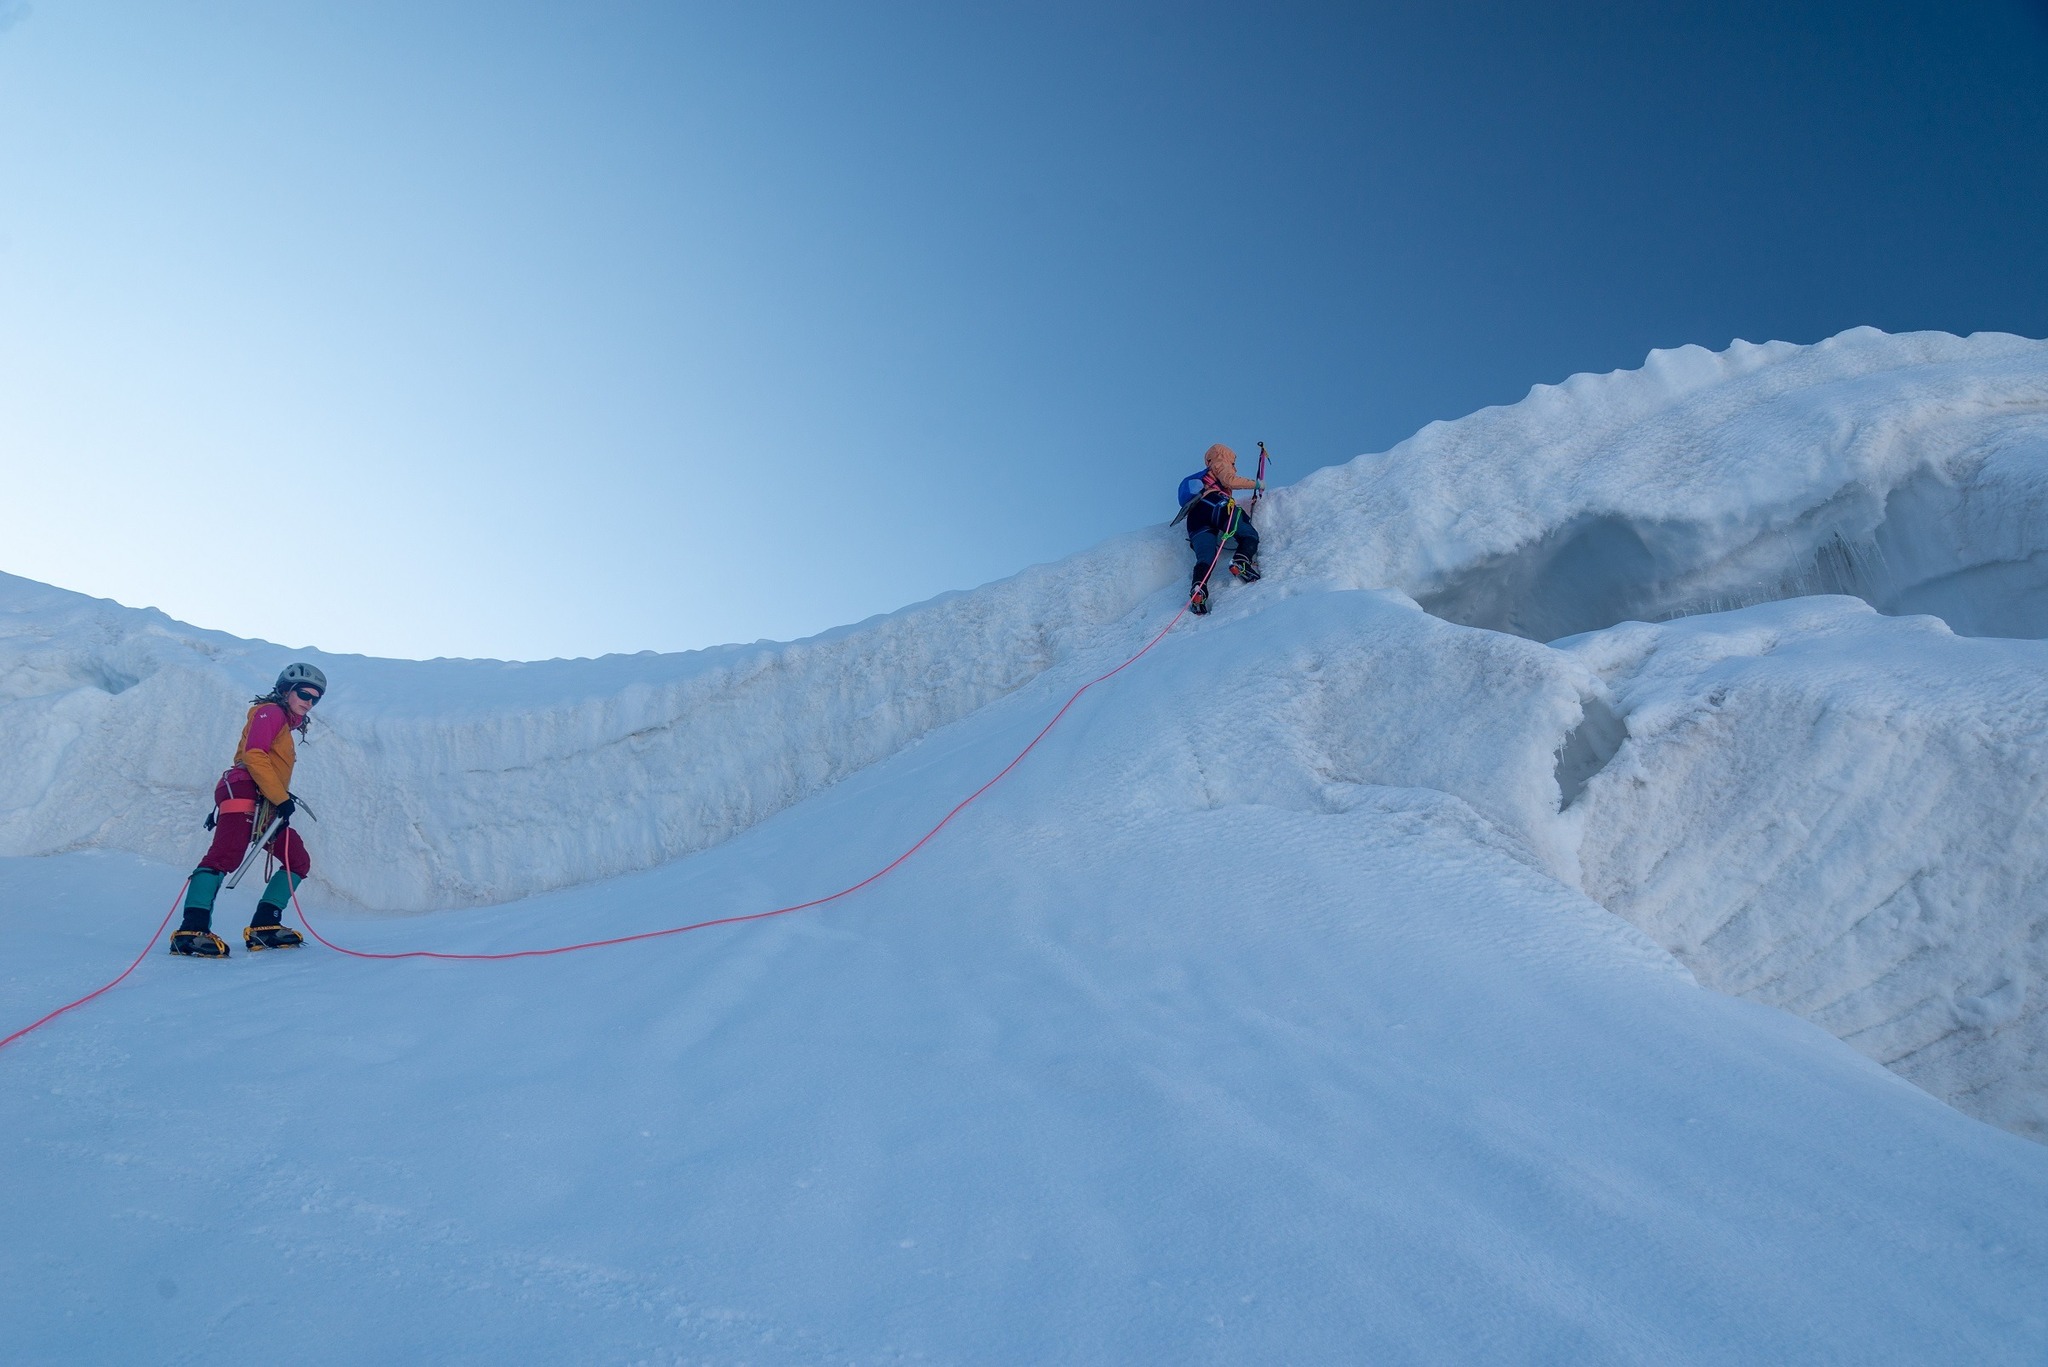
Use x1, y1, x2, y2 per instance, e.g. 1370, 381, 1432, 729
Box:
6, 327, 2048, 1361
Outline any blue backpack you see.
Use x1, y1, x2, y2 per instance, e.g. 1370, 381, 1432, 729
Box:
1171, 471, 1219, 526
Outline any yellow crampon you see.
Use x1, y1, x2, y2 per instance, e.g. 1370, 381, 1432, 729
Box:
243, 923, 305, 951
168, 929, 231, 958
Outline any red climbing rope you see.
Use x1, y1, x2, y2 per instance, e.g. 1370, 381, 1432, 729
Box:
3, 534, 1240, 1047
0, 881, 186, 1053
293, 539, 1235, 961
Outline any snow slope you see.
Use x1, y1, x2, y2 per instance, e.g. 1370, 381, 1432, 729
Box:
7, 327, 2048, 1360
5, 593, 2047, 1362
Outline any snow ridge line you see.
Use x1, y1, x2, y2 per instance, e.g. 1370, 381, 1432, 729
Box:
2, 544, 1229, 1035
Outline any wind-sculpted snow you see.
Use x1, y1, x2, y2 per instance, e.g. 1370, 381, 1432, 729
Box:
1263, 326, 2048, 641
1562, 597, 2048, 1139
1057, 585, 1604, 887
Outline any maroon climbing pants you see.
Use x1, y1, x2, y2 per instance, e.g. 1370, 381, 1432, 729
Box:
197, 768, 310, 877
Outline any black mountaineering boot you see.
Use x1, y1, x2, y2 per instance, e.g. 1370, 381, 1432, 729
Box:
170, 904, 229, 957
244, 904, 304, 951
169, 929, 231, 958
1190, 567, 1211, 615
1230, 551, 1261, 583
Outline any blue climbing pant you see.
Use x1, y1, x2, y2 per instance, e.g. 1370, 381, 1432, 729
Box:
1191, 518, 1259, 574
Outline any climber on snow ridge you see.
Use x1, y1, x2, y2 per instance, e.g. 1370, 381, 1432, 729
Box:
1175, 442, 1262, 615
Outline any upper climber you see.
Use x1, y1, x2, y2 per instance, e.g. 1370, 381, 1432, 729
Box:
1175, 442, 1263, 615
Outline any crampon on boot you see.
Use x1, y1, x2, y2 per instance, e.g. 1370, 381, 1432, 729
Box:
169, 929, 231, 958
244, 905, 304, 951
1229, 551, 1262, 583
1189, 576, 1212, 615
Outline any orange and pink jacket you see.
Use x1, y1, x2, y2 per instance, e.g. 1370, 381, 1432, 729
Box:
233, 703, 302, 806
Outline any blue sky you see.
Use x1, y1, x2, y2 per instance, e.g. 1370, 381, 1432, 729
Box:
3, 1, 2045, 661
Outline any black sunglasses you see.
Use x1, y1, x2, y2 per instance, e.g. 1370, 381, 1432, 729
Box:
293, 687, 323, 704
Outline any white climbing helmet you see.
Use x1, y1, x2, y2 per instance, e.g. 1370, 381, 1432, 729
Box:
276, 662, 327, 697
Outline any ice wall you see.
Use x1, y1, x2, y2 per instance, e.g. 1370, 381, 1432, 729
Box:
1561, 598, 2048, 1139
1263, 326, 2048, 641
0, 535, 1183, 911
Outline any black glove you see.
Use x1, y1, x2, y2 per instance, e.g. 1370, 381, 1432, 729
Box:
271, 797, 298, 825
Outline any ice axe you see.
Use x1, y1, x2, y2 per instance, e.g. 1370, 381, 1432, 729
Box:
224, 812, 285, 890
224, 794, 315, 889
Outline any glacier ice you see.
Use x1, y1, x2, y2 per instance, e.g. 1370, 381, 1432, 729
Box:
8, 327, 2048, 1361
1562, 597, 2048, 1139
3, 325, 2047, 1147
1267, 325, 2048, 642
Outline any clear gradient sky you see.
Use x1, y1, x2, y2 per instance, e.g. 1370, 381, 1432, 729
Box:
4, 1, 2046, 661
